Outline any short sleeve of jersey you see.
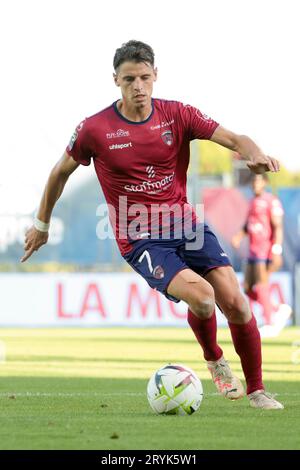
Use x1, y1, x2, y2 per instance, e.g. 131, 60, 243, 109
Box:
177, 102, 219, 140
270, 197, 284, 217
66, 119, 94, 166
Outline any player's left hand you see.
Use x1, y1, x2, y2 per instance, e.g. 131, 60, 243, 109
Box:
247, 155, 280, 174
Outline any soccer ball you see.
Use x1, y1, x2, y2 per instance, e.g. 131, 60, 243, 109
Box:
147, 363, 203, 415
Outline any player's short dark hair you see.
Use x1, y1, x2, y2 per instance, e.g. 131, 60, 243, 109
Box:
113, 40, 155, 70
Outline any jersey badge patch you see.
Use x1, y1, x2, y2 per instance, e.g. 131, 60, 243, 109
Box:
68, 120, 85, 151
161, 130, 173, 146
153, 265, 165, 279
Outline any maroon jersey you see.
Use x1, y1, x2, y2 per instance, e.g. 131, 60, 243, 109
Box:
246, 192, 284, 259
66, 99, 219, 255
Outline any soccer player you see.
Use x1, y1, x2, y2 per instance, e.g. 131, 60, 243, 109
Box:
21, 40, 284, 409
232, 173, 292, 337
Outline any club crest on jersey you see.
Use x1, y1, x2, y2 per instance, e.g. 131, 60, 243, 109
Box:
153, 265, 165, 280
161, 130, 173, 146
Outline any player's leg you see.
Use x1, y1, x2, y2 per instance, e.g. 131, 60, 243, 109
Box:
246, 258, 291, 336
167, 267, 215, 318
168, 267, 244, 400
205, 266, 283, 409
267, 254, 282, 274
125, 240, 222, 364
167, 269, 223, 362
205, 266, 261, 392
252, 261, 275, 325
244, 263, 258, 302
176, 226, 245, 399
259, 259, 292, 335
205, 266, 251, 323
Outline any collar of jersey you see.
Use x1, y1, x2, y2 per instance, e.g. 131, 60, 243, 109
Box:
113, 99, 154, 125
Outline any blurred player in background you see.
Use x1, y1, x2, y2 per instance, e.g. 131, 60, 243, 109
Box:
21, 40, 284, 409
232, 174, 292, 337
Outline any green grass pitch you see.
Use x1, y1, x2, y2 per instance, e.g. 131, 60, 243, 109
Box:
0, 327, 300, 450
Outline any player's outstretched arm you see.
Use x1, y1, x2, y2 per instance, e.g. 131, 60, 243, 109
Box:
210, 126, 280, 174
20, 152, 79, 263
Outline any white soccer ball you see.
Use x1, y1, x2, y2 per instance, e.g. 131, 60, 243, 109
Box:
147, 363, 203, 415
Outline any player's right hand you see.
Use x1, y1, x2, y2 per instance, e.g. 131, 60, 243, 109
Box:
20, 226, 49, 263
247, 154, 280, 174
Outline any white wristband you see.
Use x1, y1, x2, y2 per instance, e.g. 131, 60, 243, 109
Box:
271, 244, 282, 255
34, 217, 50, 232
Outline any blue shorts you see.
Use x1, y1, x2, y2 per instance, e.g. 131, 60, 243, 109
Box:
124, 224, 231, 302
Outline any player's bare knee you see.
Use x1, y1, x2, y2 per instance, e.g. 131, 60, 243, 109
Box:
222, 293, 251, 323
190, 287, 215, 319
